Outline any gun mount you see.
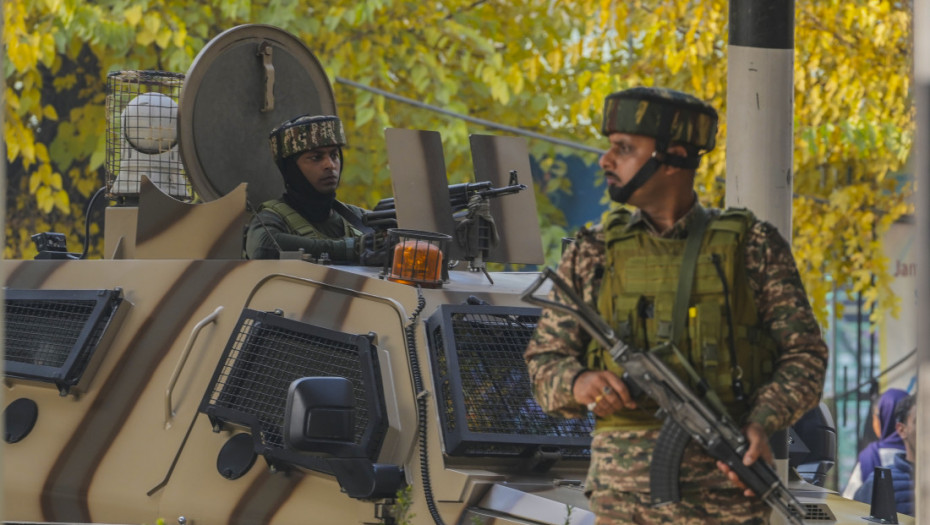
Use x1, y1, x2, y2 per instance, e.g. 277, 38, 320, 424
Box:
364, 170, 527, 284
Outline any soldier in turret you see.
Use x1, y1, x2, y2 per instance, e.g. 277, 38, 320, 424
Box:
524, 87, 828, 523
245, 114, 375, 262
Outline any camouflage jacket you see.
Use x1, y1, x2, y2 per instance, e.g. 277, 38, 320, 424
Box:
524, 202, 828, 435
244, 200, 367, 262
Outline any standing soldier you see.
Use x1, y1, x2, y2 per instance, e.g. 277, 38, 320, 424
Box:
245, 114, 377, 263
524, 86, 828, 523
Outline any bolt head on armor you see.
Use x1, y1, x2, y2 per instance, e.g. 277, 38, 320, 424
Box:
269, 114, 346, 166
601, 87, 718, 153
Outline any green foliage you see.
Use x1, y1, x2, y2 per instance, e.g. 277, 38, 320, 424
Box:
391, 484, 415, 525
4, 0, 914, 326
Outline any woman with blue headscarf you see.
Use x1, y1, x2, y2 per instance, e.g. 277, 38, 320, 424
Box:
841, 388, 908, 499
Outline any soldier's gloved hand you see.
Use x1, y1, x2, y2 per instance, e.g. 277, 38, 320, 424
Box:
369, 230, 391, 251
357, 231, 391, 266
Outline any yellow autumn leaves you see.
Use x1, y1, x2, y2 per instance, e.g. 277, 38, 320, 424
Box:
123, 6, 187, 49
2, 0, 915, 328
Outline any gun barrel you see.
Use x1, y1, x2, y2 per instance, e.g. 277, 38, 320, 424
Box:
521, 267, 620, 351
448, 181, 493, 201
476, 183, 527, 199
369, 181, 496, 215
362, 209, 397, 224
373, 198, 395, 212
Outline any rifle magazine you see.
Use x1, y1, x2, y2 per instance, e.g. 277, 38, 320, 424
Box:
649, 418, 691, 506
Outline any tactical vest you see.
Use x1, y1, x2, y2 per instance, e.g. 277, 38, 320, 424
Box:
591, 207, 777, 432
259, 199, 362, 239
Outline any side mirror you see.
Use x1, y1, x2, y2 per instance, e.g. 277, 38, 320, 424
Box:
788, 402, 837, 486
284, 377, 406, 500
284, 377, 361, 457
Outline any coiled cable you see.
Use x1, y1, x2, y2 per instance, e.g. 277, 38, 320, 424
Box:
404, 289, 445, 525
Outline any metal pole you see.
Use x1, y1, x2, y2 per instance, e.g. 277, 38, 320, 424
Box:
0, 6, 5, 519
726, 0, 795, 486
856, 293, 863, 460
726, 0, 795, 236
913, 0, 929, 520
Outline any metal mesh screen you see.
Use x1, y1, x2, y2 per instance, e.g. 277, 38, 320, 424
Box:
427, 304, 593, 459
201, 309, 387, 465
105, 70, 190, 201
6, 299, 97, 368
4, 289, 125, 394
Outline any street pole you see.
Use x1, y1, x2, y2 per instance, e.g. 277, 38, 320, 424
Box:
726, 0, 794, 236
726, 0, 795, 500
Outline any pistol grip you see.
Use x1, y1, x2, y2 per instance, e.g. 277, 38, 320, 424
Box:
620, 372, 644, 399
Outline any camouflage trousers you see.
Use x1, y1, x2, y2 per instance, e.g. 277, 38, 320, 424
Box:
586, 429, 770, 524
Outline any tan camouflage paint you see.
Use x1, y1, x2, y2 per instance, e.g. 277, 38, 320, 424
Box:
2, 249, 588, 525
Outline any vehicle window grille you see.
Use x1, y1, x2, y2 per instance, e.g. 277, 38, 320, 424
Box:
4, 289, 126, 395
429, 323, 456, 434
426, 304, 593, 460
200, 309, 387, 470
803, 503, 835, 521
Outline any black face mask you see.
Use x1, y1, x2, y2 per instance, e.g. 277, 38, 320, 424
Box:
279, 155, 337, 223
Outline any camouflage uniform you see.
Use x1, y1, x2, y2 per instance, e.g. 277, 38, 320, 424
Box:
245, 114, 370, 262
245, 200, 367, 261
524, 87, 828, 523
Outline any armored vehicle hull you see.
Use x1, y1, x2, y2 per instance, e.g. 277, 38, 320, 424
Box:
3, 258, 598, 525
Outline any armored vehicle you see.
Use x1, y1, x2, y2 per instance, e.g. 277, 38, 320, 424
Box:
2, 24, 911, 525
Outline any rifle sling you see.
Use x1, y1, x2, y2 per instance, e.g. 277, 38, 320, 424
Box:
671, 206, 707, 344
662, 206, 729, 418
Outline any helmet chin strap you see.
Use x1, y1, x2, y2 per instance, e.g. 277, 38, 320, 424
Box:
609, 153, 663, 204
608, 105, 701, 205
608, 151, 701, 204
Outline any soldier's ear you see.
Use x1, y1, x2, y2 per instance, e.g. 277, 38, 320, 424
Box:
895, 420, 907, 439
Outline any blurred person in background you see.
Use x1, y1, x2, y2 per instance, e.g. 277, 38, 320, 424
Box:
853, 393, 916, 517
842, 388, 908, 499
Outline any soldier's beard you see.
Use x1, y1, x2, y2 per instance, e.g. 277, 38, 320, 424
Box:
607, 171, 638, 203
608, 183, 633, 204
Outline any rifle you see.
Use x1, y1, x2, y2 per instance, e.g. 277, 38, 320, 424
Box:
362, 171, 526, 230
521, 267, 806, 525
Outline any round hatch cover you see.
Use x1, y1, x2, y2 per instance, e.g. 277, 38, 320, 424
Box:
179, 24, 337, 204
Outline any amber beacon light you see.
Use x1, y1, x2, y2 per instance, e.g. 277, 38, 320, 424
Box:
385, 229, 450, 288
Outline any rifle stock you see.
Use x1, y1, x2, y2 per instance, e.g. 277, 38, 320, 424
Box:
521, 267, 806, 524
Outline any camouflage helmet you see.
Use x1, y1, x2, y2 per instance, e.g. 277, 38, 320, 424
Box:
601, 87, 718, 153
269, 115, 346, 165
